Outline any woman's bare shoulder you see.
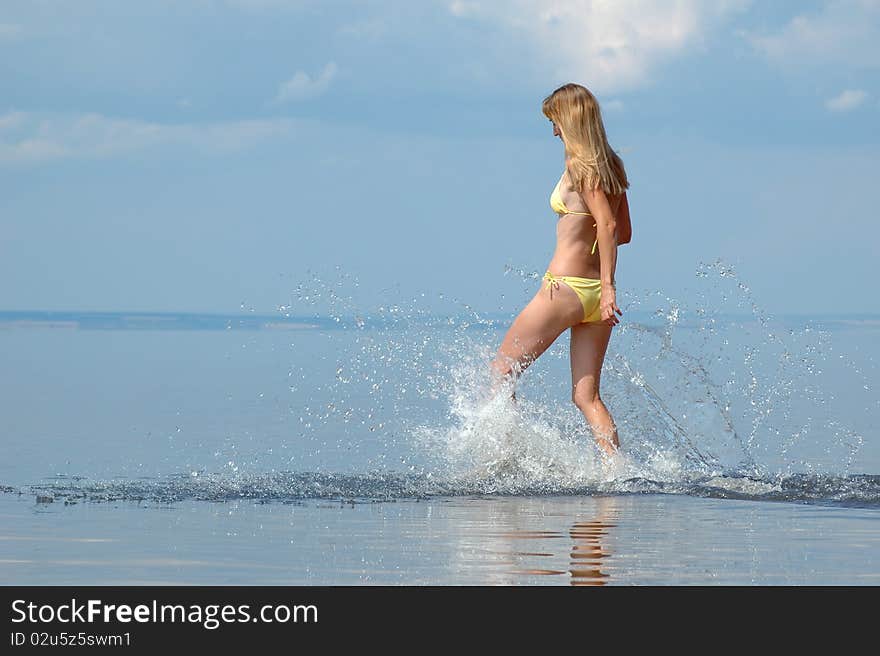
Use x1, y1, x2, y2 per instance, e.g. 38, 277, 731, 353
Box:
578, 184, 625, 216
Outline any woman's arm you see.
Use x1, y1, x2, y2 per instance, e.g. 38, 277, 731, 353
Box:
581, 186, 623, 324
581, 187, 617, 288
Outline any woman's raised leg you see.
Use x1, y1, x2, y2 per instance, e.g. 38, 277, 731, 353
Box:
489, 281, 583, 397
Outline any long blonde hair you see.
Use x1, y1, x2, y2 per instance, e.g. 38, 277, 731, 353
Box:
542, 83, 629, 196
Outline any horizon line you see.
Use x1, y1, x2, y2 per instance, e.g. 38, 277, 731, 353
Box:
2, 308, 880, 320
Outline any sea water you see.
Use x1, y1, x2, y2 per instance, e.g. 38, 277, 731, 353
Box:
1, 260, 878, 584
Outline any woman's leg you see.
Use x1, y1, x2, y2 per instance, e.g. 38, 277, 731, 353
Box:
489, 281, 583, 398
570, 322, 619, 455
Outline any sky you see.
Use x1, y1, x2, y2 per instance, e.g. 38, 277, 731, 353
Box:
1, 0, 878, 318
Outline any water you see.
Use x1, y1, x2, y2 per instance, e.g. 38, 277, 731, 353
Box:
3, 496, 877, 585
1, 260, 878, 584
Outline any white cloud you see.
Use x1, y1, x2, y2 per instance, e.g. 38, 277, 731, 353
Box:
825, 89, 868, 111
337, 18, 387, 41
0, 23, 23, 39
445, 0, 751, 93
449, 1, 480, 17
272, 62, 338, 104
0, 110, 27, 131
0, 111, 303, 165
743, 0, 880, 70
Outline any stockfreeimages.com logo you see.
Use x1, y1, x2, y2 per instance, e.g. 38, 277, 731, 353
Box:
11, 599, 317, 630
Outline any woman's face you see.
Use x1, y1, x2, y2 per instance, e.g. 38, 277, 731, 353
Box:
550, 120, 561, 139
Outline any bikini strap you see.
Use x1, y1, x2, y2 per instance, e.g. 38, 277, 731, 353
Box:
543, 271, 560, 299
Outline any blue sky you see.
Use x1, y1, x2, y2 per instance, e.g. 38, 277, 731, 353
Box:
1, 0, 878, 317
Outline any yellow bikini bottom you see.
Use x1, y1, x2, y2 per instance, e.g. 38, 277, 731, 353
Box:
542, 271, 608, 323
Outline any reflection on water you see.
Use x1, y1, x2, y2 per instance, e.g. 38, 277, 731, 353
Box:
568, 516, 614, 586
460, 497, 620, 585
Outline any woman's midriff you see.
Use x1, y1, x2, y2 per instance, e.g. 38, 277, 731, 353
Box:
546, 214, 602, 279
546, 192, 623, 281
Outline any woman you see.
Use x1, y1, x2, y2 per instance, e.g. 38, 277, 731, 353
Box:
489, 83, 630, 457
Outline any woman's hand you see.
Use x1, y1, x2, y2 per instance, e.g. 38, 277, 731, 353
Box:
600, 284, 622, 326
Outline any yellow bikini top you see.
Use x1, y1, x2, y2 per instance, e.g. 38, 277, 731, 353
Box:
550, 171, 599, 255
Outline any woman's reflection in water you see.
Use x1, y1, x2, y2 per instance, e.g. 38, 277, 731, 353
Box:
497, 496, 619, 585
568, 496, 618, 586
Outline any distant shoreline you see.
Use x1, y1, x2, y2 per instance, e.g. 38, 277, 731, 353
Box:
1, 309, 878, 332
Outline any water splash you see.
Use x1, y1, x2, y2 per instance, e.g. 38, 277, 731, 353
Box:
408, 259, 869, 494
265, 259, 874, 489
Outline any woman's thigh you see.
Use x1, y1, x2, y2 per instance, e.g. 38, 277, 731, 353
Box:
494, 281, 583, 375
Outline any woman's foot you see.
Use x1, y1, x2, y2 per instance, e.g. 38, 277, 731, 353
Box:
598, 447, 633, 480
591, 425, 619, 457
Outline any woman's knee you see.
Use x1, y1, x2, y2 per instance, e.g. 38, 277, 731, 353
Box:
490, 355, 520, 380
572, 385, 601, 412
492, 348, 537, 379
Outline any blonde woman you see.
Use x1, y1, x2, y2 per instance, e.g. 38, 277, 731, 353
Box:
489, 83, 631, 457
